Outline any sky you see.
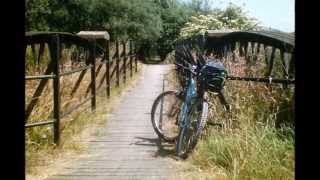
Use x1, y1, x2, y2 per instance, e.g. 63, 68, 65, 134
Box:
180, 0, 295, 32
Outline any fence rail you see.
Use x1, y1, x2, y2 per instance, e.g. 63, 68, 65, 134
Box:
25, 32, 140, 145
175, 30, 295, 85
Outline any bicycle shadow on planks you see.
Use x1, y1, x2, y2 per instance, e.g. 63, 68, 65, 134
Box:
133, 136, 177, 159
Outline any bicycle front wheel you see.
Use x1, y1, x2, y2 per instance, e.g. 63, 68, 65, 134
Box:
176, 99, 208, 159
151, 91, 183, 142
176, 126, 193, 159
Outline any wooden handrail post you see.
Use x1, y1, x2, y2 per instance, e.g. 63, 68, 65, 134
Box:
134, 42, 138, 72
123, 41, 126, 84
266, 47, 276, 77
129, 40, 133, 77
51, 34, 61, 145
288, 50, 295, 79
90, 40, 96, 110
116, 40, 120, 87
106, 40, 111, 97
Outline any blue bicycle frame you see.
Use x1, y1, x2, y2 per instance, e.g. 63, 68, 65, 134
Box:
178, 70, 198, 129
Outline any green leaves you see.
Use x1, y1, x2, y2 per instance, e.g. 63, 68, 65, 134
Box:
26, 0, 51, 31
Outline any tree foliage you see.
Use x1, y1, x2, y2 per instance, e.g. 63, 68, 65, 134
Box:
155, 0, 195, 60
26, 0, 163, 41
179, 3, 259, 38
26, 0, 259, 60
26, 0, 51, 31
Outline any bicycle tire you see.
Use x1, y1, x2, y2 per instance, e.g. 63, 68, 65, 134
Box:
176, 126, 191, 159
176, 99, 208, 159
189, 100, 208, 150
151, 90, 183, 142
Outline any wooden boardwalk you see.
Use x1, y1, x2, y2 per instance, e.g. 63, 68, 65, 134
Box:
47, 65, 178, 180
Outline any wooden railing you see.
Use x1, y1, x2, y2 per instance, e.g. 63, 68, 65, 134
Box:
175, 30, 295, 86
25, 32, 140, 144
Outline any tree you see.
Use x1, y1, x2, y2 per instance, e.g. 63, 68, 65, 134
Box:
25, 0, 259, 61
26, 0, 51, 31
179, 3, 259, 38
155, 0, 194, 60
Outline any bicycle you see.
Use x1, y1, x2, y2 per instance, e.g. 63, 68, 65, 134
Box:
150, 45, 198, 144
151, 46, 229, 158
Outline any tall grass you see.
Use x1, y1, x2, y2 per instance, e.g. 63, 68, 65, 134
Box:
191, 126, 294, 179
187, 48, 294, 179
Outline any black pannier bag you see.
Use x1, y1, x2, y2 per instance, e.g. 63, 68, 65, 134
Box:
198, 59, 227, 92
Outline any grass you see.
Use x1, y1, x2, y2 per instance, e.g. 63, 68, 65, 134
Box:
174, 50, 295, 180
190, 126, 294, 180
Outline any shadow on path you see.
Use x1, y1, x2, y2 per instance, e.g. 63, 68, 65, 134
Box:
134, 136, 177, 159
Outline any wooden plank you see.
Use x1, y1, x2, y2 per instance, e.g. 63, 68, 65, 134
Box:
25, 120, 55, 128
280, 49, 289, 77
77, 31, 110, 40
110, 63, 117, 81
71, 69, 88, 96
97, 72, 107, 90
60, 65, 92, 77
25, 74, 56, 80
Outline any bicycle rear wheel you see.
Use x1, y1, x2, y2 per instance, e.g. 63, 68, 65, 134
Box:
189, 100, 208, 150
151, 91, 183, 142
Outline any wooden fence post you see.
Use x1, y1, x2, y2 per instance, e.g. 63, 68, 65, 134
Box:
239, 41, 244, 57
129, 40, 133, 77
267, 47, 276, 77
123, 41, 126, 84
116, 40, 120, 87
288, 50, 295, 79
244, 42, 249, 61
90, 40, 96, 110
280, 49, 288, 89
52, 34, 61, 145
134, 42, 138, 72
106, 40, 111, 97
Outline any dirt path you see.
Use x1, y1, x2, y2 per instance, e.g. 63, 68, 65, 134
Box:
46, 64, 179, 180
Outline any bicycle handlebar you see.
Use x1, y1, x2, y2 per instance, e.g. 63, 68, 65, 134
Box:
174, 62, 197, 76
175, 62, 231, 112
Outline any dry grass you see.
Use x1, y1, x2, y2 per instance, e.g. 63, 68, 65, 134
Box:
173, 47, 294, 179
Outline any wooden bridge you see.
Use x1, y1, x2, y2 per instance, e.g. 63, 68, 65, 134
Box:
25, 30, 295, 179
